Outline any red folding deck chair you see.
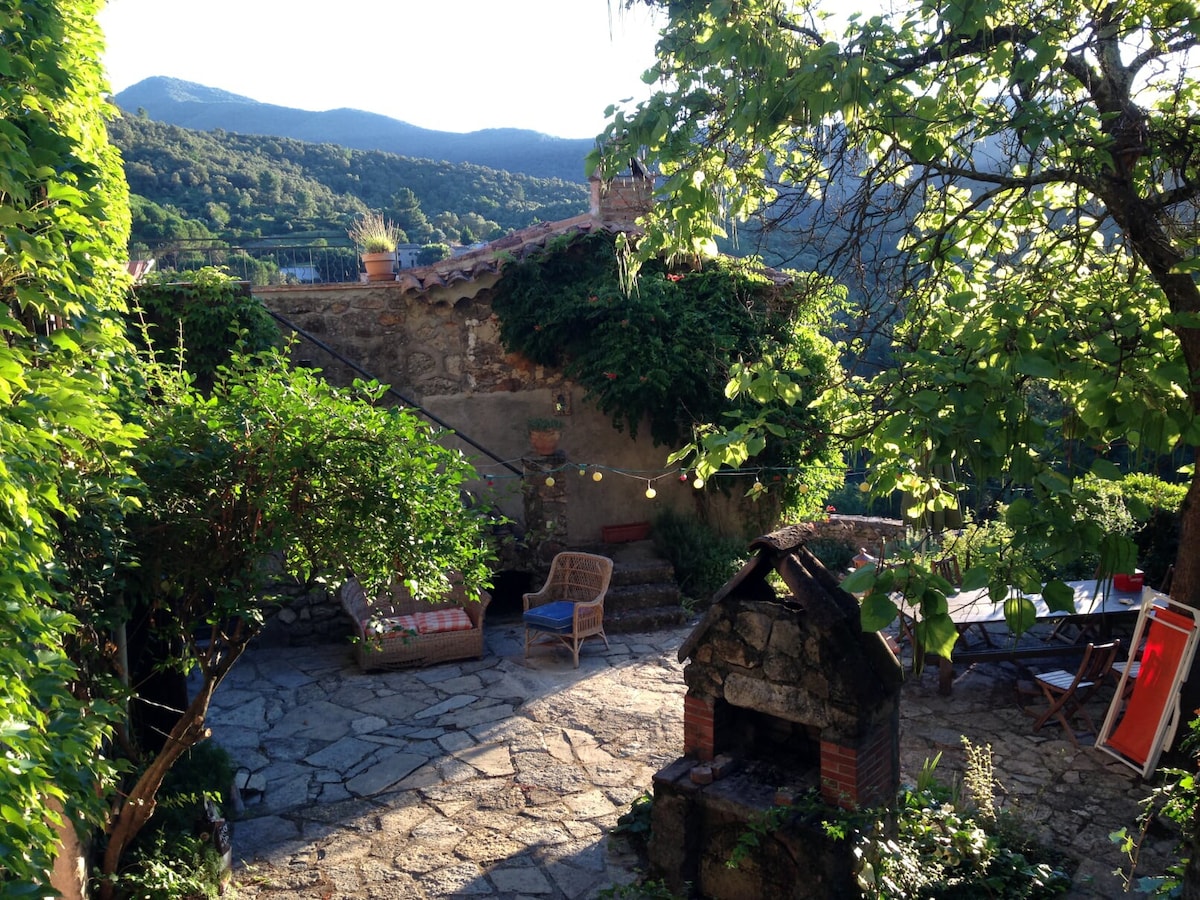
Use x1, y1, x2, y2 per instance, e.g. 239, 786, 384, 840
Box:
1096, 589, 1200, 778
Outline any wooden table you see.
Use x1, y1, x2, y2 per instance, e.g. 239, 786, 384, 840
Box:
898, 579, 1142, 693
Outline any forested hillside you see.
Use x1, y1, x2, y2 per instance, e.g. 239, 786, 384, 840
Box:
108, 112, 589, 255
113, 77, 595, 183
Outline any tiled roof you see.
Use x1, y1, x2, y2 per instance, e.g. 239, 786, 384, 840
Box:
390, 210, 794, 298
391, 213, 630, 298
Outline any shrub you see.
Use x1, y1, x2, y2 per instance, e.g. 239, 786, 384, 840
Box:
100, 741, 236, 900
651, 508, 746, 603
1121, 473, 1185, 589
857, 747, 1071, 898
347, 211, 403, 253
131, 266, 280, 389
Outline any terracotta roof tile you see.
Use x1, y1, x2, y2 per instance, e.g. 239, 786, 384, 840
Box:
383, 209, 790, 300
389, 212, 630, 299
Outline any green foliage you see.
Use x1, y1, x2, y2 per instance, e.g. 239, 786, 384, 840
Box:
600, 0, 1200, 641
1121, 475, 1188, 517
857, 752, 1070, 898
108, 831, 226, 900
858, 791, 1070, 898
493, 231, 845, 510
713, 747, 1067, 897
153, 742, 235, 835
417, 242, 452, 265
125, 345, 497, 620
88, 344, 500, 884
131, 267, 281, 387
613, 791, 655, 853
102, 742, 235, 900
527, 416, 563, 433
651, 507, 746, 602
0, 0, 143, 889
807, 536, 858, 574
108, 112, 586, 250
495, 232, 838, 447
727, 804, 793, 870
598, 879, 688, 900
1111, 712, 1200, 895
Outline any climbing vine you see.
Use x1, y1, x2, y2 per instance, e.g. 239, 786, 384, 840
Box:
492, 232, 846, 511
131, 266, 280, 387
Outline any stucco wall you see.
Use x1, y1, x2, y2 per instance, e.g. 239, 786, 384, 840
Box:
257, 279, 715, 544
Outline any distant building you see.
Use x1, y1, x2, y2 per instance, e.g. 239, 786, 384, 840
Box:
396, 244, 422, 269
279, 265, 321, 284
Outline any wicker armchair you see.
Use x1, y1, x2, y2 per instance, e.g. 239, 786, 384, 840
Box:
523, 551, 614, 667
340, 575, 490, 671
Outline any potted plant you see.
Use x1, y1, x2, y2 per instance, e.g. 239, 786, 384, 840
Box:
348, 212, 403, 282
527, 417, 563, 455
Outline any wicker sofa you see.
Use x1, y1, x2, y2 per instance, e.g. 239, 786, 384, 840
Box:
339, 576, 491, 671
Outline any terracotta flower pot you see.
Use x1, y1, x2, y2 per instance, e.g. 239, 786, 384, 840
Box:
361, 251, 396, 282
528, 429, 561, 455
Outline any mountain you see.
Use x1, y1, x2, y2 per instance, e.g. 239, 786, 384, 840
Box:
108, 112, 589, 253
112, 77, 596, 184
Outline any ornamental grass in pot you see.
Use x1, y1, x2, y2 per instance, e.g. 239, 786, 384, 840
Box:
348, 212, 403, 281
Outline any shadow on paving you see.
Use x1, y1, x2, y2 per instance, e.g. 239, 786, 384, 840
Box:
207, 618, 1180, 899
211, 623, 684, 899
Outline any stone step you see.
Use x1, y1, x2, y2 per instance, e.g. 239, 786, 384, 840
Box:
610, 559, 676, 587
606, 605, 690, 634
607, 582, 683, 614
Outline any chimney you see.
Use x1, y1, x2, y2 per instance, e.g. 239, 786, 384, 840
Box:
589, 160, 653, 225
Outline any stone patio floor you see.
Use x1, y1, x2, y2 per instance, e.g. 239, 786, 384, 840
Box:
208, 617, 1180, 899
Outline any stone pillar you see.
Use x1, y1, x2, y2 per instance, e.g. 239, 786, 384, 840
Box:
523, 451, 568, 565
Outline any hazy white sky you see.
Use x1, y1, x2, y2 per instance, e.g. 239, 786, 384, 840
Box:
98, 1, 666, 140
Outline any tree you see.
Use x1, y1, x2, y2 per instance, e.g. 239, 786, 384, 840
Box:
90, 346, 498, 897
600, 0, 1200, 644
0, 0, 142, 889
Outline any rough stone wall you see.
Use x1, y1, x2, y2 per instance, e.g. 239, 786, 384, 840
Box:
260, 275, 561, 397
255, 582, 350, 648
683, 597, 897, 744
808, 515, 907, 558
257, 280, 747, 545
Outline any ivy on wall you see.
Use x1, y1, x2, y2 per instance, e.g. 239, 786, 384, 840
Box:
491, 231, 846, 513
131, 266, 281, 387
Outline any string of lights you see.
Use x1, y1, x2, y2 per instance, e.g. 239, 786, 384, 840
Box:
473, 458, 871, 493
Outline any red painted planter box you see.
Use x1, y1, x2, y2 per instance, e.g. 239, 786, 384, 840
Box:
1114, 572, 1144, 592
602, 521, 651, 543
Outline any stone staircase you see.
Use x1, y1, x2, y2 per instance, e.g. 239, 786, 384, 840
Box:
599, 540, 689, 633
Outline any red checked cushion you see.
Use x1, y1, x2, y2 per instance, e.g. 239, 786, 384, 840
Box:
415, 608, 474, 634
366, 614, 419, 635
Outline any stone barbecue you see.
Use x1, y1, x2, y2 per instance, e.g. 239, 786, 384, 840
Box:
649, 525, 903, 898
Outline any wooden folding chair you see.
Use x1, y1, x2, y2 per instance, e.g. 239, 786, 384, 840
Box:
1030, 640, 1121, 747
1097, 590, 1200, 777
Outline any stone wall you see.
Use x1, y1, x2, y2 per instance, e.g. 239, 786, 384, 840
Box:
255, 582, 350, 648
808, 514, 907, 559
257, 280, 756, 546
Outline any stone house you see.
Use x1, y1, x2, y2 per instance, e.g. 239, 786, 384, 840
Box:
255, 170, 764, 550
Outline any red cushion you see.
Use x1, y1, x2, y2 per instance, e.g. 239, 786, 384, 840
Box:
416, 608, 474, 634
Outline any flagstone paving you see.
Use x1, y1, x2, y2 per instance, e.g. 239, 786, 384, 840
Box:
209, 620, 1178, 898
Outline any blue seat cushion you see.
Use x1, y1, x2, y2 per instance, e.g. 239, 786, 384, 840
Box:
524, 600, 577, 633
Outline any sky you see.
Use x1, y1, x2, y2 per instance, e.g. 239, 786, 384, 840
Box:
98, 1, 668, 140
